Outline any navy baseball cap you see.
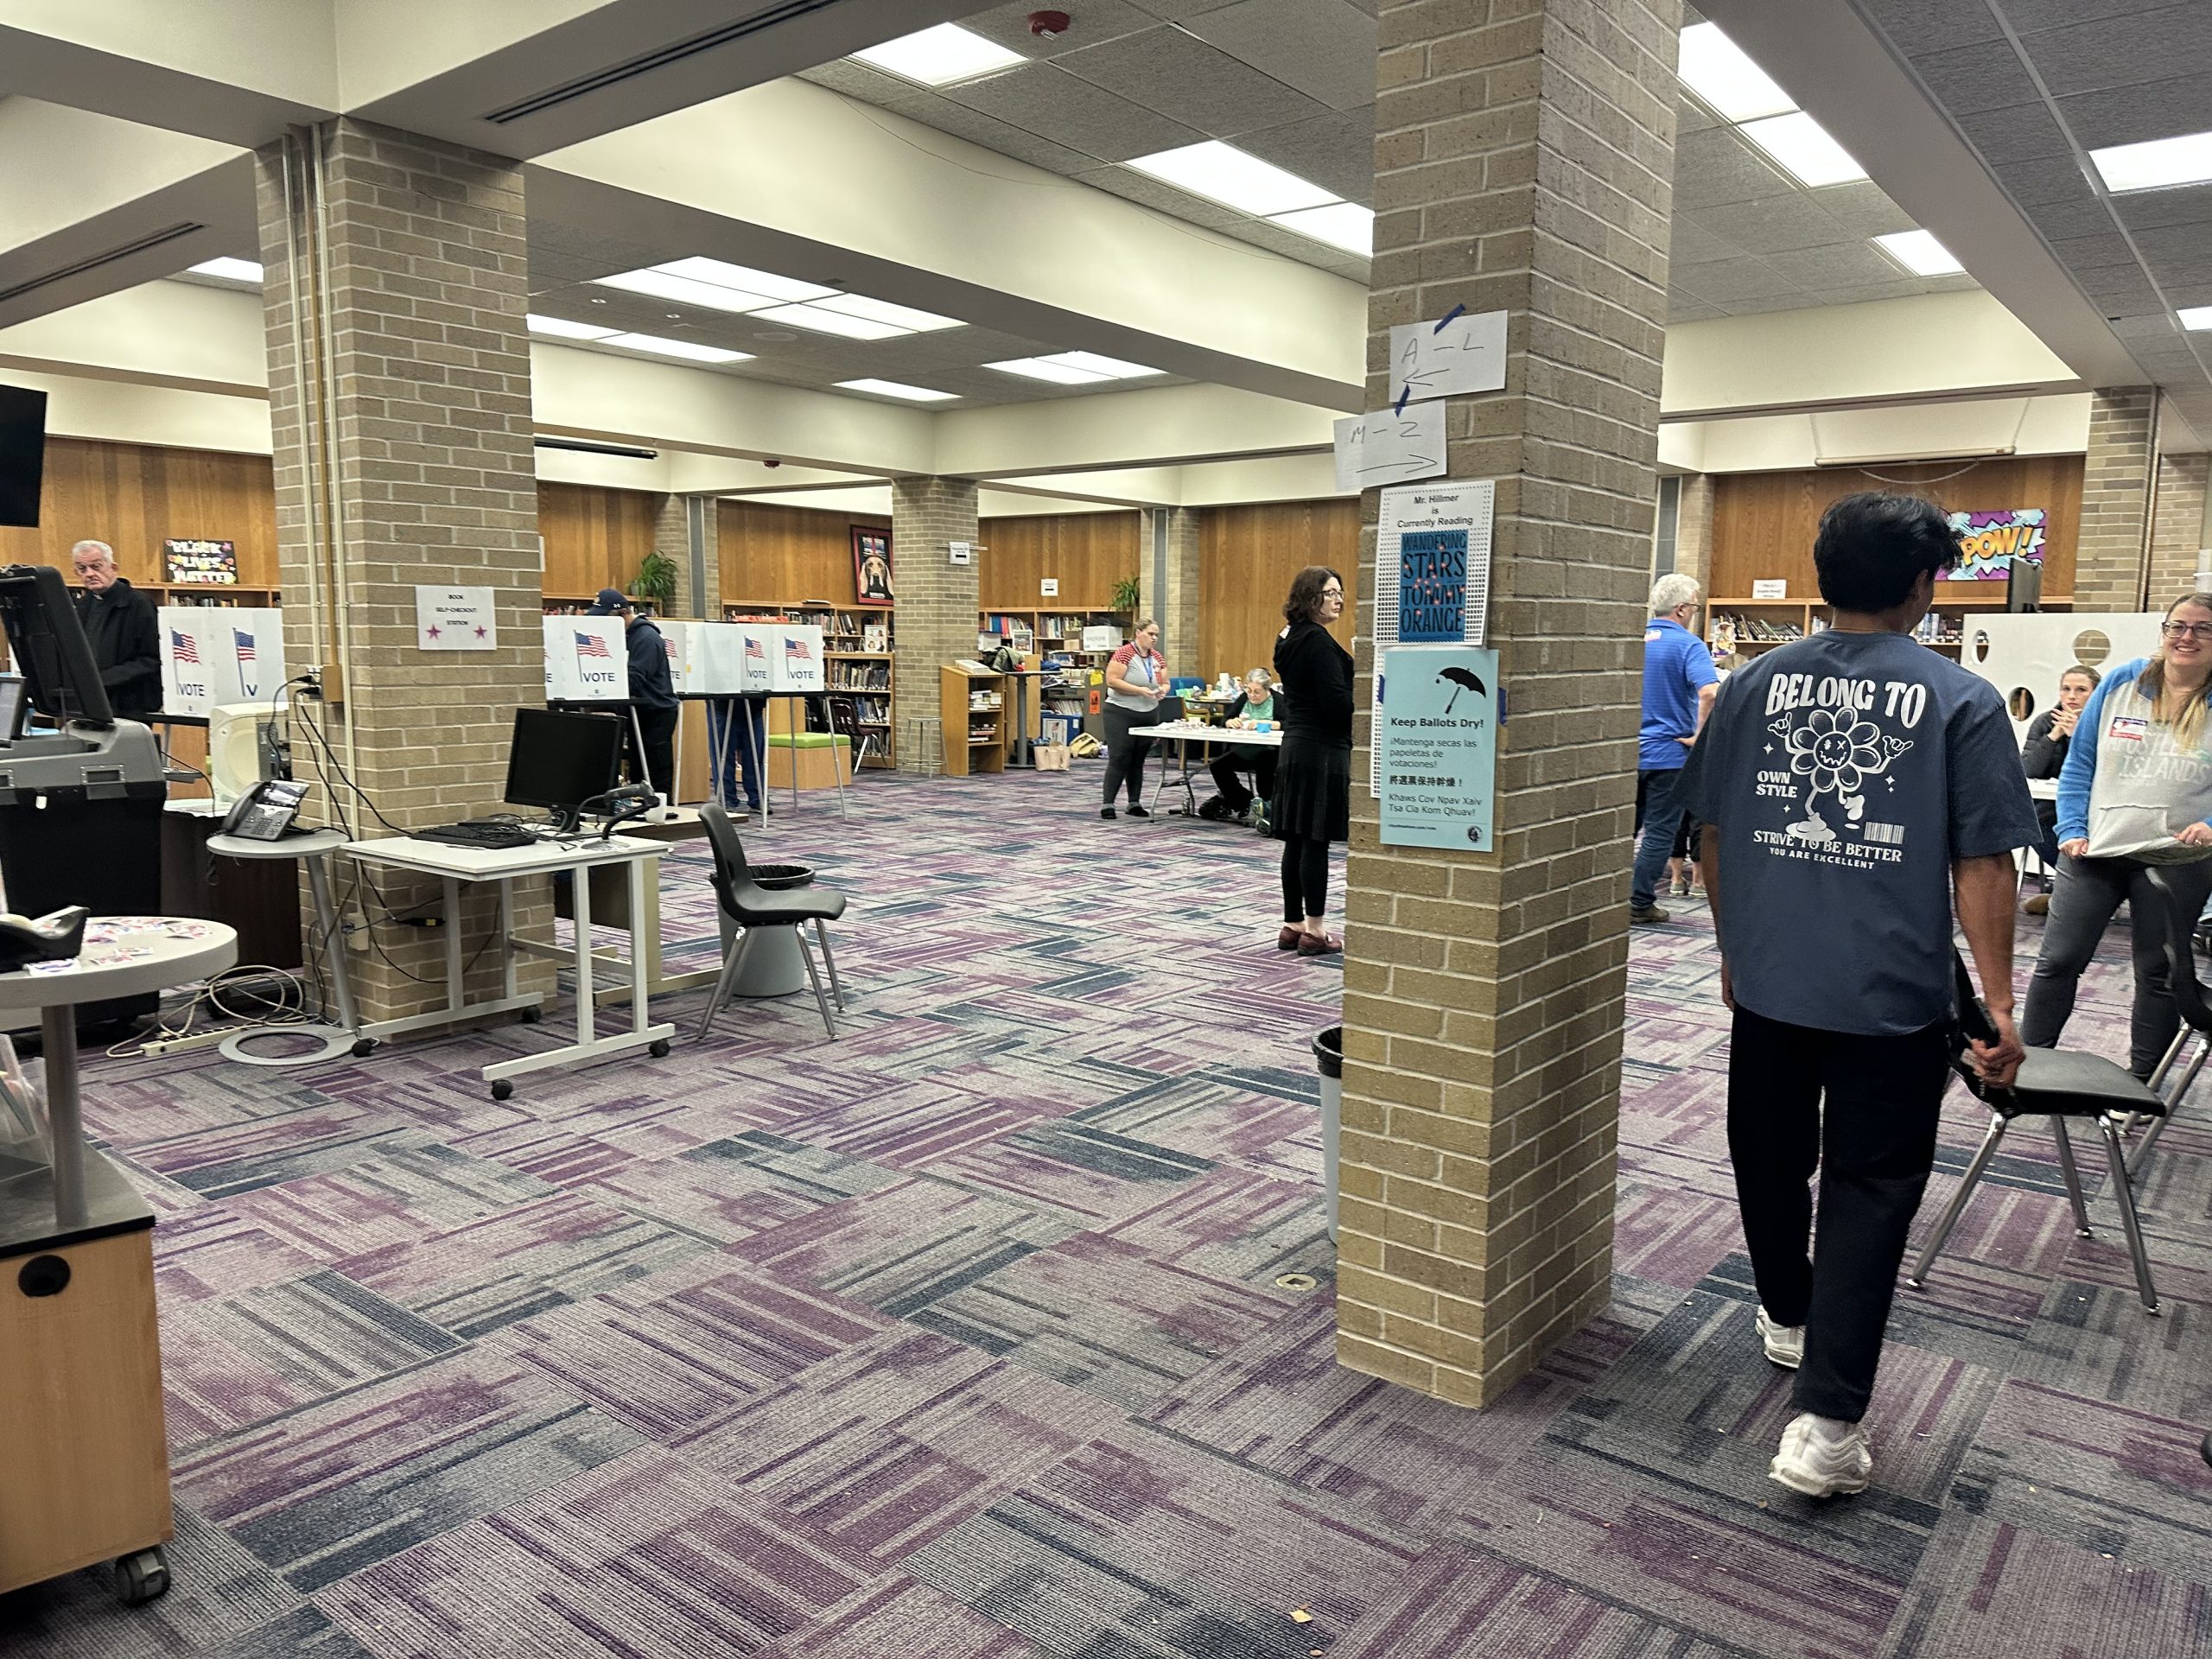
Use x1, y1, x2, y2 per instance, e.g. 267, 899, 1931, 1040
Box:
587, 587, 626, 614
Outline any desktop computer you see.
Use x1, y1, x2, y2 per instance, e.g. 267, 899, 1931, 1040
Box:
415, 708, 626, 848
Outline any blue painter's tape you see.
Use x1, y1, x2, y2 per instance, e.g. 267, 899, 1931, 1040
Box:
1394, 385, 1410, 415
1433, 302, 1465, 333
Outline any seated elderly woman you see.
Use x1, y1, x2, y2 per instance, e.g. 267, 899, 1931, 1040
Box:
1198, 669, 1279, 824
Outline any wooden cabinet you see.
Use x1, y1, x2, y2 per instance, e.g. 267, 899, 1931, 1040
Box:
941, 665, 1007, 776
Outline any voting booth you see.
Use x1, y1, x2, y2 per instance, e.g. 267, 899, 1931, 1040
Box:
157, 607, 285, 716
542, 616, 627, 703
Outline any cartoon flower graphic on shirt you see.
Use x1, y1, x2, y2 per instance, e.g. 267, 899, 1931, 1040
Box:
1787, 708, 1885, 800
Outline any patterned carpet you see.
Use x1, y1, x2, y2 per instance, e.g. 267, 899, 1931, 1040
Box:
6, 768, 2211, 1658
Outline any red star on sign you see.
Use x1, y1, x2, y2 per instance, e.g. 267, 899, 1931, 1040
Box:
426, 625, 442, 639
475, 625, 487, 638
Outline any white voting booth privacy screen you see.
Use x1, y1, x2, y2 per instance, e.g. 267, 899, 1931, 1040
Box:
543, 616, 626, 702
160, 607, 285, 715
1957, 613, 2164, 742
541, 620, 825, 701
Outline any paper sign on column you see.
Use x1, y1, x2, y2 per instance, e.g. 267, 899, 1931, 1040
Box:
1333, 402, 1446, 492
1388, 309, 1508, 405
1373, 479, 1495, 651
415, 586, 496, 651
1376, 644, 1499, 850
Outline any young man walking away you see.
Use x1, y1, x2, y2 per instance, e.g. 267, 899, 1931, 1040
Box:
1681, 493, 2036, 1497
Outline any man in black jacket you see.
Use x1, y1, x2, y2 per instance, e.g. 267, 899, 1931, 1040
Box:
71, 540, 162, 718
589, 587, 677, 803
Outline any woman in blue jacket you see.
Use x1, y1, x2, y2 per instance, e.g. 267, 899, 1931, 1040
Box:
2022, 593, 2212, 1077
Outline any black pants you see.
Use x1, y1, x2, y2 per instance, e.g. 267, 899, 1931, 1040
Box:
1208, 750, 1277, 812
1281, 835, 1329, 924
1726, 1005, 1948, 1422
1102, 705, 1157, 807
627, 702, 678, 803
2021, 852, 2212, 1077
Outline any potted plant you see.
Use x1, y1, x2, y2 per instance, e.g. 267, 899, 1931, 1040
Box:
1110, 575, 1141, 614
629, 550, 679, 614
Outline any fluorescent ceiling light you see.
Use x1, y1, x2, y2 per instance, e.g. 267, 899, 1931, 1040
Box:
1045, 351, 1160, 379
527, 314, 620, 340
2089, 130, 2212, 194
1873, 229, 1964, 276
188, 257, 263, 283
809, 293, 963, 332
753, 302, 907, 340
656, 257, 836, 303
1125, 141, 1336, 216
988, 357, 1113, 385
601, 332, 751, 363
851, 22, 1024, 86
594, 268, 785, 312
836, 378, 958, 402
1738, 111, 1866, 187
2180, 306, 2212, 332
1675, 22, 1796, 123
1268, 201, 1374, 254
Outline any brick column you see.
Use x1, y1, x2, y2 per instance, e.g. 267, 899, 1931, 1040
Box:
2147, 452, 2209, 603
2075, 389, 2158, 611
892, 477, 979, 774
258, 118, 551, 1020
1336, 0, 1681, 1408
652, 492, 718, 619
1141, 507, 1202, 675
1675, 472, 1714, 594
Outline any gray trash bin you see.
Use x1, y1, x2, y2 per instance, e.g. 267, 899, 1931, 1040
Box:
715, 862, 816, 997
1313, 1025, 1341, 1240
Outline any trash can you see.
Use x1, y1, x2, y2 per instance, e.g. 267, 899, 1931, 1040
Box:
1313, 1025, 1341, 1240
716, 862, 817, 997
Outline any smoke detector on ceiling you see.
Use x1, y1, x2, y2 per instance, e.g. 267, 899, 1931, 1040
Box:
1028, 10, 1071, 38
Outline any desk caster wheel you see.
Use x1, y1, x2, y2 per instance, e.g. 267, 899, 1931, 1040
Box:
519, 1007, 542, 1024
490, 1079, 514, 1102
351, 1038, 378, 1058
113, 1547, 168, 1605
649, 1038, 671, 1058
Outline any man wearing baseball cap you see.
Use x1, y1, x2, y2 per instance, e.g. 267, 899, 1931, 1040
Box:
588, 588, 677, 804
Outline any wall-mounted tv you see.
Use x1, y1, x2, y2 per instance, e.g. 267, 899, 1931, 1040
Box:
0, 385, 47, 529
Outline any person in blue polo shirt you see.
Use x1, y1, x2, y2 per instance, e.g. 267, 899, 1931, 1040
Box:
1631, 574, 1720, 923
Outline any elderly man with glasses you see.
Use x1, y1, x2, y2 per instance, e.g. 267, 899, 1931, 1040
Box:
70, 539, 162, 718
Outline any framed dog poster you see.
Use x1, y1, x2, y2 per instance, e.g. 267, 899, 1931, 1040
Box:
852, 527, 893, 608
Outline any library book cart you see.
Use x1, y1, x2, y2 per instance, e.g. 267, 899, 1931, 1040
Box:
0, 917, 238, 1605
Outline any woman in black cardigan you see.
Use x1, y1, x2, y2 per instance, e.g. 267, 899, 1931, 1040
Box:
1272, 566, 1352, 957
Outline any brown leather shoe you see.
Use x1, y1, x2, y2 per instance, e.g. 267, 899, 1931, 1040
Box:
1297, 931, 1343, 957
1277, 925, 1304, 950
2024, 893, 2050, 915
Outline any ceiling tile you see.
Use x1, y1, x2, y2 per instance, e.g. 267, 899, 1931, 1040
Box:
2001, 0, 2197, 34
1685, 193, 1855, 253
2045, 231, 2142, 269
1764, 242, 1910, 288
879, 92, 1103, 175
795, 60, 915, 102
1859, 0, 2006, 54
2020, 196, 2124, 241
2111, 181, 2212, 232
1071, 163, 1249, 232
1956, 103, 2075, 164
1179, 0, 1380, 112
1054, 23, 1327, 135
2017, 6, 2212, 99
1675, 95, 1719, 136
938, 61, 1205, 161
1233, 106, 1376, 203
1665, 213, 1749, 267
957, 0, 1161, 61
1665, 294, 1728, 324
1721, 292, 1823, 317
1907, 41, 2039, 118
1128, 0, 1243, 16
2131, 219, 2212, 270
1811, 181, 1921, 237
1669, 257, 1802, 304
1996, 155, 2101, 208
1670, 126, 1795, 211
2052, 75, 2212, 153
1803, 279, 1933, 307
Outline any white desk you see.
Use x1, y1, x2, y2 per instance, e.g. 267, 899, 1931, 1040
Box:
343, 834, 675, 1099
1141, 721, 1283, 817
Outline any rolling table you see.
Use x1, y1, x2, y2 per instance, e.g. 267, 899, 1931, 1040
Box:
1142, 721, 1283, 818
343, 834, 676, 1099
0, 916, 238, 1605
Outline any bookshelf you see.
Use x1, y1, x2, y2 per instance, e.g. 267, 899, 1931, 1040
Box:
1706, 592, 2073, 659
941, 664, 1007, 776
725, 601, 895, 768
982, 607, 1125, 744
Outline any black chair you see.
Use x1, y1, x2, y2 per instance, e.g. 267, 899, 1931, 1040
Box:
823, 694, 880, 782
696, 804, 847, 1041
1908, 868, 2209, 1315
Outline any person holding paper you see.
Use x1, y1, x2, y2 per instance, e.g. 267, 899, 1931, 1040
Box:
70, 539, 162, 718
1273, 569, 1351, 956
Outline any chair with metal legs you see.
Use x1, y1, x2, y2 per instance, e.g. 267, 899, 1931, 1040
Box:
694, 804, 848, 1042
1909, 868, 2209, 1315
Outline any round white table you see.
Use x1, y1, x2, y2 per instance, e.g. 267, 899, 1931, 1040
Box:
204, 830, 367, 1066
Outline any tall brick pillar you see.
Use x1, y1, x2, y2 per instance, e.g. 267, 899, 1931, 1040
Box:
892, 477, 979, 774
2075, 389, 2158, 611
1141, 507, 1201, 675
257, 119, 550, 1020
1335, 0, 1681, 1407
1675, 472, 1714, 594
653, 492, 716, 619
2147, 452, 2209, 603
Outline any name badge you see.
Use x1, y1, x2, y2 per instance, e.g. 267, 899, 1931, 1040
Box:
2110, 715, 2150, 743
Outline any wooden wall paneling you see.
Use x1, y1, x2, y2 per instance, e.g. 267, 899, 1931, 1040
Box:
717, 500, 891, 605
1709, 457, 2086, 605
1198, 499, 1359, 681
978, 512, 1141, 609
537, 483, 660, 601
0, 438, 280, 588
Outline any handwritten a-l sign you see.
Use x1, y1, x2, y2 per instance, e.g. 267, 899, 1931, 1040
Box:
415, 586, 497, 651
1333, 401, 1447, 491
1388, 309, 1508, 405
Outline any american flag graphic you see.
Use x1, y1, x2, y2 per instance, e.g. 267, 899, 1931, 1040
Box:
745, 638, 765, 661
233, 629, 256, 664
575, 631, 612, 659
171, 629, 200, 665
785, 637, 812, 664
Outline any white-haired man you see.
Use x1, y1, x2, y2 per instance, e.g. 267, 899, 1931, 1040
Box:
70, 539, 162, 718
1631, 572, 1718, 923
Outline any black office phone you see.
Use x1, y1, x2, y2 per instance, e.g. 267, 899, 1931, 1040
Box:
221, 779, 309, 841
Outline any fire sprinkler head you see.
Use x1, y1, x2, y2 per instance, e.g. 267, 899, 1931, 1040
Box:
1028, 10, 1071, 38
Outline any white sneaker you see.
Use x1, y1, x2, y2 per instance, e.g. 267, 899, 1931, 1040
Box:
1769, 1412, 1872, 1497
1756, 1308, 1805, 1370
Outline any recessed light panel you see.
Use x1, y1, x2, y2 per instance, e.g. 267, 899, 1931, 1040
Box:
1044, 352, 1160, 379
657, 257, 836, 303
851, 22, 1024, 87
601, 333, 751, 363
1126, 141, 1337, 217
2090, 130, 2212, 194
1676, 22, 1796, 123
753, 303, 907, 340
1873, 230, 1964, 276
988, 357, 1113, 385
1267, 202, 1374, 255
594, 269, 785, 312
836, 378, 958, 402
2180, 306, 2212, 332
188, 257, 264, 283
527, 314, 620, 340
810, 293, 963, 332
1738, 111, 1867, 188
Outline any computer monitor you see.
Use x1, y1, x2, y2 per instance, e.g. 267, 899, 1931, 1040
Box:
503, 706, 623, 830
0, 563, 111, 726
2005, 555, 2042, 613
0, 385, 45, 530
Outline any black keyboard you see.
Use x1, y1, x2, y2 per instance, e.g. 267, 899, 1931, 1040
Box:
414, 819, 536, 849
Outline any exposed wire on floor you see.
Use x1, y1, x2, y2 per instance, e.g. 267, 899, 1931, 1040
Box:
105, 964, 321, 1058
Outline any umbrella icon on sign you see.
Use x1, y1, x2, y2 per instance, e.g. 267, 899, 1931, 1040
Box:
1437, 666, 1487, 714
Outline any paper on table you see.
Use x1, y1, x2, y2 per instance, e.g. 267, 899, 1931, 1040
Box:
1333, 401, 1447, 492
1387, 308, 1508, 405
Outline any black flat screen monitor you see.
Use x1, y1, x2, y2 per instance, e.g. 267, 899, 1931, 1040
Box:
504, 707, 623, 830
0, 385, 47, 529
2006, 555, 2043, 613
0, 563, 111, 726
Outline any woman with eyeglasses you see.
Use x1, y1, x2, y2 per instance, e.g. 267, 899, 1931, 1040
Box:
1272, 566, 1352, 957
2022, 593, 2212, 1076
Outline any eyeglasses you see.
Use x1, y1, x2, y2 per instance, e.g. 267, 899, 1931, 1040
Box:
1319, 586, 1344, 599
2161, 621, 2212, 640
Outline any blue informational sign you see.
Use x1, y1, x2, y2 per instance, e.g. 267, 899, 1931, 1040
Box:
1377, 645, 1498, 850
1397, 530, 1468, 641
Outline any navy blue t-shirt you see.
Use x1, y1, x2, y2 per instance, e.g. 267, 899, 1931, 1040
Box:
1680, 629, 2038, 1035
1639, 617, 1719, 771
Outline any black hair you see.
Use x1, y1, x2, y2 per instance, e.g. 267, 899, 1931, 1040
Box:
1283, 565, 1344, 624
1811, 493, 1960, 613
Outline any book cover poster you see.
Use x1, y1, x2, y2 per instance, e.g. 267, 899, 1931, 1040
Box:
1942, 508, 2044, 581
1397, 531, 1468, 642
